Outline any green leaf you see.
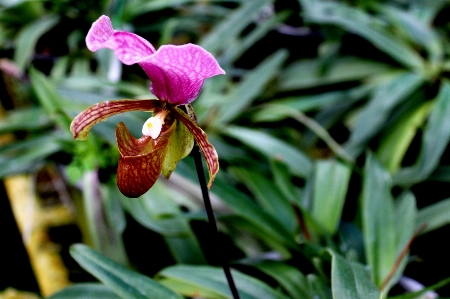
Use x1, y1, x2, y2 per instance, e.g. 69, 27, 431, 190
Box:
344, 72, 424, 158
125, 0, 213, 16
254, 261, 313, 299
394, 80, 450, 185
159, 278, 227, 299
253, 86, 371, 122
338, 222, 365, 263
0, 134, 62, 178
14, 16, 59, 70
70, 244, 183, 299
221, 11, 290, 64
384, 192, 417, 292
213, 177, 297, 249
417, 197, 450, 234
301, 1, 424, 70
159, 265, 290, 299
175, 160, 297, 249
200, 0, 272, 54
255, 104, 352, 162
279, 57, 391, 91
311, 159, 351, 235
119, 179, 206, 264
223, 126, 312, 178
81, 176, 128, 265
380, 4, 443, 63
329, 250, 380, 299
0, 107, 52, 134
119, 180, 193, 236
395, 192, 417, 256
215, 50, 288, 124
231, 167, 297, 233
377, 101, 431, 173
50, 56, 70, 80
362, 154, 396, 287
29, 67, 72, 133
301, 86, 372, 148
270, 159, 301, 203
46, 283, 120, 299
308, 274, 332, 299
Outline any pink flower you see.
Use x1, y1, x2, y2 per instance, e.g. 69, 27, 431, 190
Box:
70, 15, 225, 198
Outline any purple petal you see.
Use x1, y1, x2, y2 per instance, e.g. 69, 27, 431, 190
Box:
139, 44, 225, 105
86, 15, 155, 65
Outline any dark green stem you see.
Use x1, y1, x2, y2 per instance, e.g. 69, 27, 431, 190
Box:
192, 146, 241, 299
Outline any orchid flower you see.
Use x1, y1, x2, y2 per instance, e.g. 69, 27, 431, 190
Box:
70, 15, 225, 198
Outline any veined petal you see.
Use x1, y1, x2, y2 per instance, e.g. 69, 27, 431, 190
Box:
70, 99, 160, 140
116, 121, 176, 198
171, 106, 219, 188
116, 122, 153, 157
139, 44, 225, 105
86, 15, 156, 65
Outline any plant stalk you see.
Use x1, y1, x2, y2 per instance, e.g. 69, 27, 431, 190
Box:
193, 146, 241, 299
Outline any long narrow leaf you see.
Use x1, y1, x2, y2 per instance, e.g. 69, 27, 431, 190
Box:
70, 244, 183, 299
200, 0, 272, 54
300, 1, 424, 70
231, 167, 297, 233
159, 265, 290, 299
212, 177, 297, 249
417, 197, 450, 234
394, 80, 450, 185
344, 72, 423, 158
175, 160, 297, 249
223, 126, 312, 177
14, 16, 59, 70
254, 261, 313, 299
377, 101, 431, 172
380, 4, 443, 62
215, 50, 288, 124
279, 57, 391, 91
46, 283, 120, 299
0, 107, 52, 134
29, 68, 72, 133
311, 159, 351, 235
308, 274, 332, 299
362, 154, 396, 287
0, 134, 62, 178
329, 250, 380, 299
119, 179, 206, 264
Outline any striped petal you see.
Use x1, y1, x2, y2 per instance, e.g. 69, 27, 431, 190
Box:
70, 99, 160, 140
115, 120, 176, 198
171, 106, 219, 188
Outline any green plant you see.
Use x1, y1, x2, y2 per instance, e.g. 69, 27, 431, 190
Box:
2, 1, 450, 298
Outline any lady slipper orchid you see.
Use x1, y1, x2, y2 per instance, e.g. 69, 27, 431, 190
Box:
70, 15, 225, 198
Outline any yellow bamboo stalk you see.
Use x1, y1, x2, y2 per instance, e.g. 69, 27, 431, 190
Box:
4, 175, 73, 297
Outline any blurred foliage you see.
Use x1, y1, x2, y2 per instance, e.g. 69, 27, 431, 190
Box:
2, 0, 450, 298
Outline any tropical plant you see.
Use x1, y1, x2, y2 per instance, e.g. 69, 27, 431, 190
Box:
1, 0, 450, 298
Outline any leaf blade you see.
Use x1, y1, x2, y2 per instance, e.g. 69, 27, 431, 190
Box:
70, 244, 183, 299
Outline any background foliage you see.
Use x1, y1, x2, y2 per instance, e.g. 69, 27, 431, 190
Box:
2, 0, 450, 298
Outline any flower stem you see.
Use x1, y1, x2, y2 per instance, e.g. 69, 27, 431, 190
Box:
192, 146, 241, 299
